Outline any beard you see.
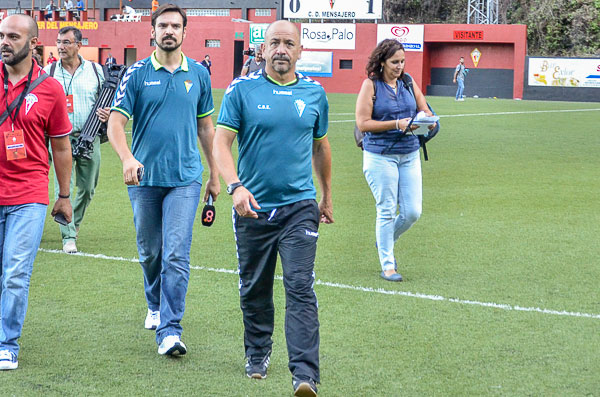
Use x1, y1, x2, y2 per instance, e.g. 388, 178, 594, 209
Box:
156, 35, 182, 52
1, 43, 30, 66
270, 54, 292, 74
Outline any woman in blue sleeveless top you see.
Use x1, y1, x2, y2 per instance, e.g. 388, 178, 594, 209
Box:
355, 39, 436, 282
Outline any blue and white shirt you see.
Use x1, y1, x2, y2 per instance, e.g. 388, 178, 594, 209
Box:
217, 70, 329, 211
111, 51, 214, 187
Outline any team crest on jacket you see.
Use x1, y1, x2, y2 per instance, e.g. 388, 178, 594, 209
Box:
25, 94, 38, 115
294, 99, 306, 117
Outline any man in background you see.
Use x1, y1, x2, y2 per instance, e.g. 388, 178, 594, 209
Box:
32, 48, 42, 66
44, 0, 56, 21
44, 26, 110, 254
0, 14, 72, 371
46, 51, 57, 65
241, 47, 265, 76
453, 56, 468, 101
200, 54, 211, 75
105, 52, 116, 66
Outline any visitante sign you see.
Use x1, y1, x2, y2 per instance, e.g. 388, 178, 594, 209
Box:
453, 30, 484, 40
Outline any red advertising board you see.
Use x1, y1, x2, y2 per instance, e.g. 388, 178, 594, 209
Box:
453, 30, 484, 40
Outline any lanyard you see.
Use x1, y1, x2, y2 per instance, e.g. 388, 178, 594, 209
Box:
3, 60, 34, 129
60, 62, 78, 96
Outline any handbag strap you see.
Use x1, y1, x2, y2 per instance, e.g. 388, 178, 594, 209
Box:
401, 74, 415, 100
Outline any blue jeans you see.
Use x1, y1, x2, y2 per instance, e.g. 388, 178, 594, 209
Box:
363, 150, 422, 271
0, 203, 47, 356
455, 78, 465, 100
128, 182, 201, 344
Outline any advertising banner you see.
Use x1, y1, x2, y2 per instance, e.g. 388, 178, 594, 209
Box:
376, 24, 424, 52
297, 51, 333, 77
284, 0, 382, 20
38, 21, 98, 30
528, 57, 600, 88
249, 24, 269, 45
300, 23, 356, 50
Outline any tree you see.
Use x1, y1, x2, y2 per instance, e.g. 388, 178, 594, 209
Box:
384, 0, 600, 56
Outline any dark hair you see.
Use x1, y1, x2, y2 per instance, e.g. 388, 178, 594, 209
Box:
366, 39, 405, 80
151, 4, 187, 28
58, 26, 82, 42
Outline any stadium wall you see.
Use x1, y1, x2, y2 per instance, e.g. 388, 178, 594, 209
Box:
422, 24, 526, 99
33, 12, 276, 89
22, 14, 527, 98
0, 0, 283, 21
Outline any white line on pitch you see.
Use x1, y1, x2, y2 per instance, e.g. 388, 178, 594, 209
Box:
439, 108, 600, 117
329, 108, 600, 123
38, 248, 600, 320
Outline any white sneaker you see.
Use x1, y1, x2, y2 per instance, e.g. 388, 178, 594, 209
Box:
0, 350, 18, 370
144, 309, 160, 330
158, 335, 187, 356
63, 241, 77, 254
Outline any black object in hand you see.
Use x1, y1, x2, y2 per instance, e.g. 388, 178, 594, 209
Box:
137, 167, 144, 182
201, 194, 215, 227
54, 213, 69, 226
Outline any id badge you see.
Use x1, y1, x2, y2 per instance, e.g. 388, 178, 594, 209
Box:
66, 95, 74, 113
3, 129, 27, 160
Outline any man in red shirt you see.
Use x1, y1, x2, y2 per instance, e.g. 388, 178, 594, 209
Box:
46, 51, 57, 65
0, 14, 73, 371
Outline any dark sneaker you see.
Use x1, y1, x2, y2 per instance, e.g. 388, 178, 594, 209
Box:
293, 377, 318, 397
245, 350, 271, 379
380, 271, 403, 282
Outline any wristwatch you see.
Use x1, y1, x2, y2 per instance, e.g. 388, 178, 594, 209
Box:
227, 181, 244, 195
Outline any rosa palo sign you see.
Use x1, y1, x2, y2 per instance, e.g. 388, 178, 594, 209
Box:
301, 24, 356, 49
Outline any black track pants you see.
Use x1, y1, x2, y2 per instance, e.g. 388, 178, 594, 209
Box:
233, 199, 320, 382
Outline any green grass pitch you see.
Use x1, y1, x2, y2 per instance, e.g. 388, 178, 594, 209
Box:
3, 92, 600, 396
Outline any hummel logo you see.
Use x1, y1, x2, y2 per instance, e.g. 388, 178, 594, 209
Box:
144, 80, 161, 86
305, 230, 318, 237
273, 89, 292, 96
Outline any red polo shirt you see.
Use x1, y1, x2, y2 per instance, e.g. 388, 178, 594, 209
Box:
0, 61, 72, 206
